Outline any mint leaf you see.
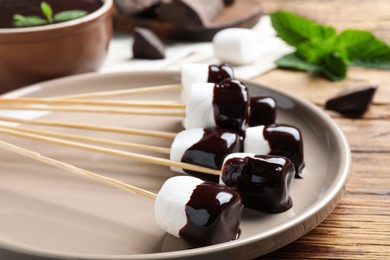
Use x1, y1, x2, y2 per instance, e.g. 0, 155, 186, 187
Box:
41, 1, 53, 23
297, 39, 336, 64
54, 10, 87, 22
323, 52, 348, 81
270, 11, 336, 47
13, 14, 47, 27
276, 53, 323, 73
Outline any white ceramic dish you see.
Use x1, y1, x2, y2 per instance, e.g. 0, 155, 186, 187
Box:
0, 71, 350, 259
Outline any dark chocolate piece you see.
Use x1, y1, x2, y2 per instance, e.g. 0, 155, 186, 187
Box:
223, 0, 235, 5
221, 155, 294, 213
264, 124, 305, 178
179, 182, 243, 247
248, 96, 276, 126
213, 79, 248, 131
132, 27, 166, 59
208, 63, 234, 83
157, 0, 224, 27
114, 0, 161, 16
181, 128, 243, 182
325, 85, 378, 118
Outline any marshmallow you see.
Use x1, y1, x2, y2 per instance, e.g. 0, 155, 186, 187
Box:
180, 63, 234, 102
220, 153, 295, 213
213, 28, 260, 65
184, 79, 248, 131
170, 128, 243, 181
244, 125, 305, 178
155, 176, 243, 247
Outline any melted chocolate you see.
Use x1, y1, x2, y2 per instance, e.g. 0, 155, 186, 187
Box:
221, 155, 294, 213
213, 79, 248, 131
325, 85, 378, 118
0, 0, 102, 28
179, 182, 243, 247
263, 124, 305, 178
248, 96, 276, 126
181, 128, 243, 182
207, 64, 234, 83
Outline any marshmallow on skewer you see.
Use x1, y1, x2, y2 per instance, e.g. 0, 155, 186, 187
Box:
247, 96, 276, 126
181, 63, 234, 102
244, 125, 305, 178
220, 153, 295, 213
170, 128, 242, 182
155, 176, 243, 247
184, 79, 248, 131
213, 28, 260, 65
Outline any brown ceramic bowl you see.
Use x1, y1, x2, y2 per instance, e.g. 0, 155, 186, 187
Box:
0, 0, 113, 93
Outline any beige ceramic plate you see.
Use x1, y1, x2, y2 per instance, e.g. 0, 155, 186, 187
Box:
0, 72, 350, 259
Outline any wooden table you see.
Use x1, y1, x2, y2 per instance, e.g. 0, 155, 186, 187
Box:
253, 0, 390, 258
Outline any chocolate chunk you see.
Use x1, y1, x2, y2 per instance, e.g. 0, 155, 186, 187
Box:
157, 0, 224, 27
132, 27, 166, 59
114, 0, 161, 15
221, 155, 295, 213
325, 85, 378, 118
223, 0, 235, 5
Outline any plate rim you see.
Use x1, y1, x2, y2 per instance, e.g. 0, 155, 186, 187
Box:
0, 71, 351, 259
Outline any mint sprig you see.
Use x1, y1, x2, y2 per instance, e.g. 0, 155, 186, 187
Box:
13, 1, 88, 27
271, 11, 390, 81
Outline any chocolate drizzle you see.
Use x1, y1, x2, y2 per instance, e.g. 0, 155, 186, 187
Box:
221, 155, 294, 213
181, 128, 242, 182
213, 79, 248, 131
207, 64, 234, 83
263, 124, 305, 178
179, 182, 243, 247
248, 96, 276, 126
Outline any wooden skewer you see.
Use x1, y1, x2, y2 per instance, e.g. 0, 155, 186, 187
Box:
0, 104, 186, 117
0, 126, 220, 176
0, 125, 171, 154
0, 98, 185, 109
0, 116, 176, 139
49, 84, 182, 100
0, 139, 157, 200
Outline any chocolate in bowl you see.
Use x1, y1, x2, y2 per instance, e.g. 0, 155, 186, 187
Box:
0, 0, 113, 93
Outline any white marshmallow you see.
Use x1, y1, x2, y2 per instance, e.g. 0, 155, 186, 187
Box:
181, 63, 209, 102
170, 128, 204, 173
213, 28, 260, 65
154, 176, 204, 238
183, 83, 216, 129
244, 126, 271, 154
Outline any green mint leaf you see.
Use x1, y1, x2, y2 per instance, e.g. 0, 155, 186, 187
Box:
270, 11, 336, 47
276, 53, 323, 73
13, 14, 47, 27
323, 52, 348, 81
297, 38, 336, 64
54, 10, 87, 22
41, 1, 53, 23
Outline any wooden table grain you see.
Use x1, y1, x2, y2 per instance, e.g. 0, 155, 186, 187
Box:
252, 0, 390, 259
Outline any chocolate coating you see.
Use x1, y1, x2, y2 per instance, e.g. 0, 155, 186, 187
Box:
181, 128, 243, 182
221, 155, 294, 213
263, 124, 305, 178
213, 79, 248, 131
132, 27, 165, 59
248, 96, 276, 126
179, 182, 243, 247
208, 64, 234, 83
325, 85, 378, 118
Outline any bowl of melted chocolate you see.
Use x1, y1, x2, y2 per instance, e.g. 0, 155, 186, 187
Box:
0, 0, 113, 93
